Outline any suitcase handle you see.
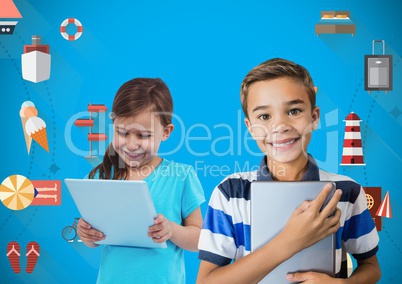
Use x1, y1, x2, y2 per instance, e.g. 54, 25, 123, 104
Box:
372, 40, 385, 55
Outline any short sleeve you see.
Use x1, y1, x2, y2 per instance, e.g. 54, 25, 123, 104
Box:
343, 186, 379, 260
181, 166, 205, 219
198, 181, 237, 266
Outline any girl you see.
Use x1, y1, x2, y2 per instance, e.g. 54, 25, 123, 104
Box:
77, 78, 205, 284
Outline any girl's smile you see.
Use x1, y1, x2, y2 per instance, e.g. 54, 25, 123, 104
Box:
122, 150, 146, 160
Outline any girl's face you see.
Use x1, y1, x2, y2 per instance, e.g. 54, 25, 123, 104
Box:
112, 107, 173, 171
244, 77, 319, 165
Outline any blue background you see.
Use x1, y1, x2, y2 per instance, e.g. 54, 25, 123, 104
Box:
1, 0, 401, 283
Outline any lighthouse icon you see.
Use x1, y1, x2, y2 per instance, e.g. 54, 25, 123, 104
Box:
340, 112, 366, 166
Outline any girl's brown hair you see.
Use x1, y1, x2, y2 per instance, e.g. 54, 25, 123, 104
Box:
88, 78, 173, 180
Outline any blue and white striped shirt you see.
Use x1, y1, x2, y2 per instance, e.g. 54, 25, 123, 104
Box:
198, 156, 379, 276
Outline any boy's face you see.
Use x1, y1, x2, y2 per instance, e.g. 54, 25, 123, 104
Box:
112, 108, 173, 170
244, 77, 319, 165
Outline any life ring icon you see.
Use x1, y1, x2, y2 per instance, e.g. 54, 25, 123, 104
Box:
60, 18, 83, 41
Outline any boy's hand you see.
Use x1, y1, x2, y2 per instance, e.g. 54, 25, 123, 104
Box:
148, 214, 172, 243
281, 183, 342, 254
286, 271, 341, 283
77, 218, 105, 247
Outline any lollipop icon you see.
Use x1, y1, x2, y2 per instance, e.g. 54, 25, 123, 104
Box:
19, 101, 49, 153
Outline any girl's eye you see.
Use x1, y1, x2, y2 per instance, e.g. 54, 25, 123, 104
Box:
258, 114, 271, 121
140, 133, 152, 139
288, 109, 302, 116
117, 130, 128, 136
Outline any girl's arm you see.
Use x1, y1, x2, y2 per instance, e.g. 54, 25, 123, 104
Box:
147, 207, 203, 252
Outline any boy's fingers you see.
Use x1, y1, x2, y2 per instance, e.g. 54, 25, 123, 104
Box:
293, 200, 313, 216
325, 208, 341, 230
309, 183, 334, 211
320, 189, 342, 218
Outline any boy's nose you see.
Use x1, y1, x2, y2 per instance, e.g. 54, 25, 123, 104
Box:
271, 123, 290, 134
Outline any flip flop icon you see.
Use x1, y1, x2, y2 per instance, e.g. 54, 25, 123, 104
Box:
25, 241, 40, 273
6, 241, 21, 273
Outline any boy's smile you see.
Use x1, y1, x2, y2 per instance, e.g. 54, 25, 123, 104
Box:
244, 77, 319, 170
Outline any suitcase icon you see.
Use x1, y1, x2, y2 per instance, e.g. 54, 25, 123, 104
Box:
364, 40, 393, 94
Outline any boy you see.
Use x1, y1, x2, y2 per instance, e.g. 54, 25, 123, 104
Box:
197, 58, 380, 283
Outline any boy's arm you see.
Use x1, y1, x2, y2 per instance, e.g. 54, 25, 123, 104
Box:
197, 232, 300, 284
197, 186, 342, 284
286, 255, 380, 284
347, 255, 381, 284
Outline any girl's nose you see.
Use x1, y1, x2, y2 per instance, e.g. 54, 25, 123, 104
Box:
126, 135, 141, 151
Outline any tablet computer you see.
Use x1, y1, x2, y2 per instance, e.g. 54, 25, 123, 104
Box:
65, 178, 167, 249
250, 181, 336, 283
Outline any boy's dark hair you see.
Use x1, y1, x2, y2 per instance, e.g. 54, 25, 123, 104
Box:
88, 78, 173, 180
240, 58, 316, 118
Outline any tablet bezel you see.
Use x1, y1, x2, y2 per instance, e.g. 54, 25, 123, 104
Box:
65, 178, 167, 249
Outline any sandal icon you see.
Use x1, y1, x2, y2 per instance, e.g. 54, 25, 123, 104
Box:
6, 241, 21, 273
26, 241, 40, 273
6, 241, 40, 274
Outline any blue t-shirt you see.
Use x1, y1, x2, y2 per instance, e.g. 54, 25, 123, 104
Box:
91, 159, 205, 284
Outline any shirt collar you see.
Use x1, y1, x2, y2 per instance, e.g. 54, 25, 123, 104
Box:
256, 154, 320, 181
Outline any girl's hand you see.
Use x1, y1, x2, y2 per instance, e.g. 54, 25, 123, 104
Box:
148, 214, 172, 243
77, 218, 105, 247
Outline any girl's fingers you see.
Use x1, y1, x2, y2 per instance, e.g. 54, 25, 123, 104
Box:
78, 218, 91, 229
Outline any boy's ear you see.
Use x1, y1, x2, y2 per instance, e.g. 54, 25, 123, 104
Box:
162, 124, 174, 141
244, 117, 259, 140
312, 106, 320, 130
244, 117, 253, 135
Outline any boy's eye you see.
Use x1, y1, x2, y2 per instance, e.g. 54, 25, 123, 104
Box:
258, 114, 271, 121
288, 109, 302, 116
117, 130, 128, 136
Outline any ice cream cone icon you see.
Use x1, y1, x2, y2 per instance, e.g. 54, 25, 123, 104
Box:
25, 117, 49, 152
19, 101, 38, 154
19, 101, 49, 153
